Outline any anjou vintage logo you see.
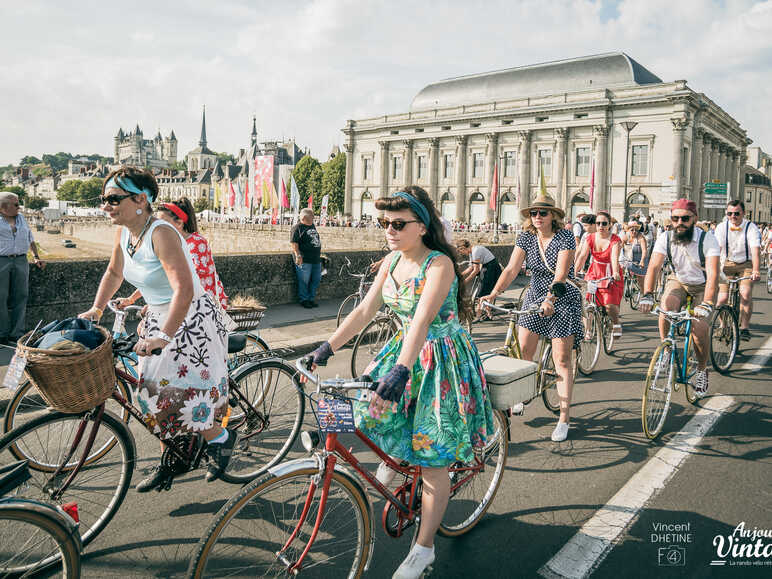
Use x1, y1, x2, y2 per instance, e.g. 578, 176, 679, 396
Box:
711, 522, 772, 567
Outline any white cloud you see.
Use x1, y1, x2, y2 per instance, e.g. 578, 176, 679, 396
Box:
1, 0, 771, 165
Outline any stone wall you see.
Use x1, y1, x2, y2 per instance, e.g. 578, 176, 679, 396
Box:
25, 245, 515, 330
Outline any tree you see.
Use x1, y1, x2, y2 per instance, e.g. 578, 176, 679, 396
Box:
216, 152, 236, 166
25, 196, 47, 210
291, 155, 322, 209
57, 180, 81, 203
79, 178, 104, 207
170, 160, 187, 171
42, 152, 72, 173
1, 185, 26, 203
20, 156, 41, 166
321, 152, 346, 215
194, 197, 209, 212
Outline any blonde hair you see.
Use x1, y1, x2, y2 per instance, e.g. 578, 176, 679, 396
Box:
521, 211, 565, 234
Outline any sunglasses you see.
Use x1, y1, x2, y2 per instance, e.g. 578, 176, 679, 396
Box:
100, 193, 133, 206
671, 215, 692, 223
377, 217, 419, 231
596, 221, 609, 226
529, 209, 550, 217
726, 211, 741, 217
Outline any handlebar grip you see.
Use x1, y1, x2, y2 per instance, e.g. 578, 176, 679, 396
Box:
300, 355, 314, 371
151, 348, 163, 356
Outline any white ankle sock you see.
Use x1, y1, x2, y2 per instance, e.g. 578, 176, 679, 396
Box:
411, 543, 434, 558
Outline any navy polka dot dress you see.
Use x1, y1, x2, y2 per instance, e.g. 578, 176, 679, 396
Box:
516, 229, 584, 349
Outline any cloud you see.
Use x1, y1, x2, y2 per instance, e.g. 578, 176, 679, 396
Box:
1, 0, 771, 166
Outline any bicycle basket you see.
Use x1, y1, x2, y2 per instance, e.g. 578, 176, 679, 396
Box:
225, 306, 266, 331
16, 325, 116, 414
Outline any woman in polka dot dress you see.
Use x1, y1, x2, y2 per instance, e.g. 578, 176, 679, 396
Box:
480, 194, 583, 442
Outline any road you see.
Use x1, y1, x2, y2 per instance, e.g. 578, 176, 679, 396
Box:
5, 284, 772, 578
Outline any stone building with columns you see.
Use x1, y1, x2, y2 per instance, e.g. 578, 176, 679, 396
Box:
342, 53, 748, 225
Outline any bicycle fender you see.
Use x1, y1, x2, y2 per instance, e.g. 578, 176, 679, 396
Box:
0, 497, 83, 551
268, 456, 376, 571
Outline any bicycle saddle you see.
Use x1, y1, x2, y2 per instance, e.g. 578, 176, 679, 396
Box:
228, 333, 247, 354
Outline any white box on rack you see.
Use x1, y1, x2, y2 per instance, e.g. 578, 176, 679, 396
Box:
482, 354, 538, 410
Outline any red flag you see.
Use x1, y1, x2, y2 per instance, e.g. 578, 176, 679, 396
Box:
281, 179, 290, 209
229, 182, 236, 207
307, 194, 313, 209
489, 162, 499, 211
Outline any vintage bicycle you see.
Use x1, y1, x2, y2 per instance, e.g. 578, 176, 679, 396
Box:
0, 321, 304, 569
642, 300, 700, 439
577, 275, 615, 375
186, 358, 508, 578
336, 257, 376, 328
709, 275, 749, 374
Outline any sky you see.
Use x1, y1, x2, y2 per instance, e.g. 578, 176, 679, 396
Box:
1, 0, 771, 166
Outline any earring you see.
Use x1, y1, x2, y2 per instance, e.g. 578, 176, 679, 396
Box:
136, 208, 143, 215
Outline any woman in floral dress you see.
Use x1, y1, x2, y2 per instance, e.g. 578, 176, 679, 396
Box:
80, 167, 233, 493
306, 186, 494, 579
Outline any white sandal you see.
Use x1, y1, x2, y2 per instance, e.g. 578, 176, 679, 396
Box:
612, 324, 622, 338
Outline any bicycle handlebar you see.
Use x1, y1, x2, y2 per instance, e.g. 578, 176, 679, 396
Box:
651, 306, 700, 322
112, 333, 162, 356
107, 300, 144, 315
480, 300, 541, 315
295, 358, 374, 394
727, 275, 752, 283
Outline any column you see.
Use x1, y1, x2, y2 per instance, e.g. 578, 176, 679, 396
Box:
379, 140, 390, 197
709, 139, 719, 182
454, 135, 468, 222
403, 140, 413, 186
738, 152, 747, 202
343, 142, 354, 215
717, 144, 727, 185
671, 116, 689, 197
517, 130, 532, 221
555, 128, 569, 212
485, 132, 499, 222
691, 129, 705, 204
593, 125, 609, 212
428, 138, 440, 204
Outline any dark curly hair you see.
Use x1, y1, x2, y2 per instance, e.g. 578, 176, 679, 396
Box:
375, 185, 471, 324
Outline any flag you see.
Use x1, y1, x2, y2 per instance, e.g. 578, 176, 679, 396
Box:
307, 194, 313, 209
253, 159, 261, 206
281, 178, 290, 209
589, 160, 595, 209
229, 181, 236, 207
320, 194, 329, 226
271, 206, 278, 224
261, 180, 270, 209
539, 163, 547, 196
235, 181, 243, 208
270, 181, 279, 209
214, 181, 221, 208
489, 162, 499, 211
290, 175, 300, 212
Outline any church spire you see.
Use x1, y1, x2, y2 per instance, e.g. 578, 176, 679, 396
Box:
199, 105, 207, 148
250, 115, 257, 147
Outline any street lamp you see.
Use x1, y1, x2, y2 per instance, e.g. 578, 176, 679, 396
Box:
493, 153, 503, 243
621, 121, 638, 220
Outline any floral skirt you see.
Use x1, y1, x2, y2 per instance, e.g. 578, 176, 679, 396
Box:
136, 293, 229, 439
353, 327, 494, 468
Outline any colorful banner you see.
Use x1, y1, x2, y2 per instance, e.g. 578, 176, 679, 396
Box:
255, 155, 274, 210
281, 178, 289, 209
320, 194, 329, 226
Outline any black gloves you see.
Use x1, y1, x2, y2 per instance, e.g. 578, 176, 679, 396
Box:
550, 281, 566, 298
309, 341, 334, 367
370, 364, 410, 403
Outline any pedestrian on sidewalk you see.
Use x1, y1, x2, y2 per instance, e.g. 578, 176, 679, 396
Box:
0, 191, 45, 346
290, 208, 322, 308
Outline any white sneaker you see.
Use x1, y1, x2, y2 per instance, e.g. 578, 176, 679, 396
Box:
392, 543, 435, 579
693, 369, 709, 398
511, 402, 525, 415
376, 461, 397, 486
551, 421, 569, 442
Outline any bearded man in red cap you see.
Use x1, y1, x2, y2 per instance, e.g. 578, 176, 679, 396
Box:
639, 198, 720, 397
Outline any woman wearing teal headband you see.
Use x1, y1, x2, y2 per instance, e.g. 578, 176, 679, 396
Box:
304, 185, 495, 579
80, 166, 234, 491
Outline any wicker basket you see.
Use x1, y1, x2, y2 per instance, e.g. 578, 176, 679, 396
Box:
16, 326, 116, 414
226, 306, 266, 331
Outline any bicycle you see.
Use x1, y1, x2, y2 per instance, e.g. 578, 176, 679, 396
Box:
577, 276, 615, 375
335, 257, 375, 328
0, 325, 304, 568
642, 300, 700, 439
621, 261, 642, 310
0, 460, 81, 577
709, 275, 749, 374
482, 300, 580, 415
350, 309, 400, 378
187, 359, 508, 578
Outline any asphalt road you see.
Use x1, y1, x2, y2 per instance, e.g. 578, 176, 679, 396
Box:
6, 284, 772, 578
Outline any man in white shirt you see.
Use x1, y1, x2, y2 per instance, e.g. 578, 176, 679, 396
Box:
640, 199, 720, 396
714, 200, 761, 341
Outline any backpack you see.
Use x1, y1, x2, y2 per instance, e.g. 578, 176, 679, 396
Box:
666, 229, 706, 282
723, 221, 750, 263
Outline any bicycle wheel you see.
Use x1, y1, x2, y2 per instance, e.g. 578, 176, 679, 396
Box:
539, 344, 561, 415
336, 293, 360, 328
219, 360, 305, 484
0, 502, 81, 577
188, 467, 371, 578
0, 410, 134, 554
350, 316, 398, 378
709, 306, 738, 374
601, 313, 615, 354
438, 409, 508, 536
4, 377, 133, 469
578, 310, 601, 376
629, 281, 641, 310
642, 343, 674, 439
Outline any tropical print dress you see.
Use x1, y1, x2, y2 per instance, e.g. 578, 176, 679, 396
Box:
354, 250, 495, 467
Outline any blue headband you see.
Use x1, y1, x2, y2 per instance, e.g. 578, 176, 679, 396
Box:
393, 191, 431, 226
104, 175, 155, 202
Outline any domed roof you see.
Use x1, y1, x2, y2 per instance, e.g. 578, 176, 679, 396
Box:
410, 52, 662, 111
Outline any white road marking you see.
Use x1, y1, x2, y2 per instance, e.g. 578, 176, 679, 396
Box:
741, 334, 772, 371
538, 394, 735, 579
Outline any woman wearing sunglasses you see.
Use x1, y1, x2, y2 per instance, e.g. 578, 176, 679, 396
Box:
79, 167, 234, 491
479, 193, 583, 442
117, 197, 229, 310
575, 210, 623, 337
304, 185, 494, 579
